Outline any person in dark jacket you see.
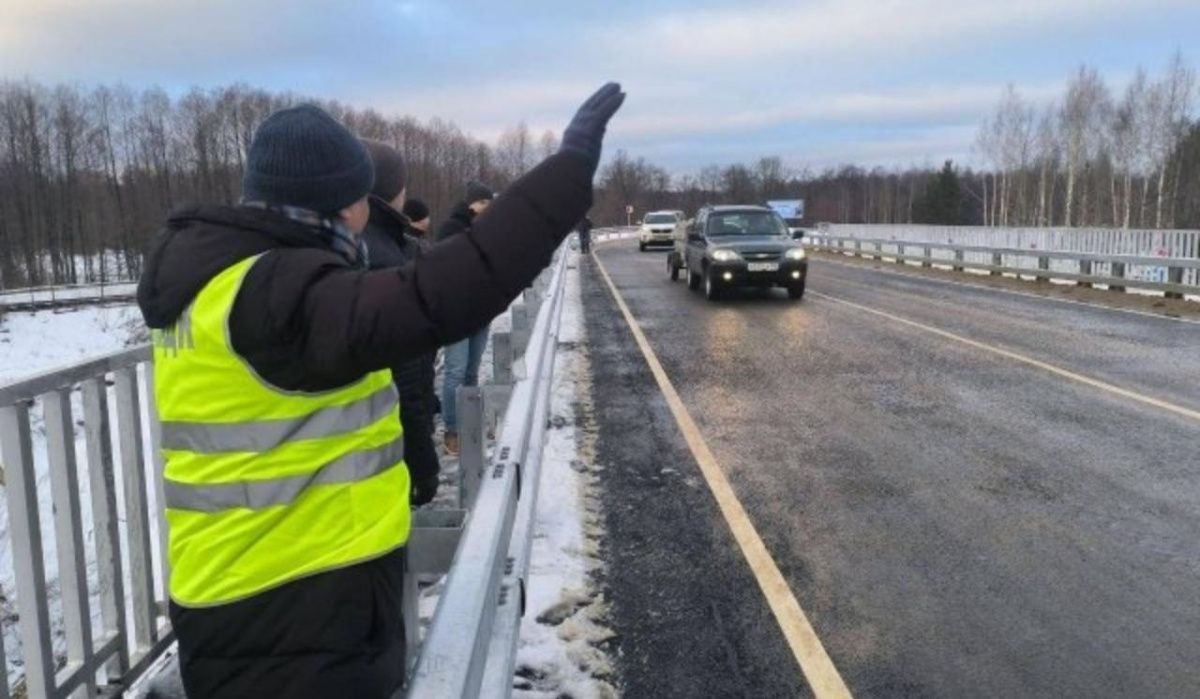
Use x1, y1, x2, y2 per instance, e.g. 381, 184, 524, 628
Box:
360, 139, 440, 506
137, 83, 625, 698
402, 197, 432, 238
577, 215, 593, 254
436, 180, 496, 454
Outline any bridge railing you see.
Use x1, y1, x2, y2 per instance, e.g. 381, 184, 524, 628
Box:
403, 249, 570, 698
0, 346, 172, 698
0, 248, 573, 697
808, 233, 1200, 298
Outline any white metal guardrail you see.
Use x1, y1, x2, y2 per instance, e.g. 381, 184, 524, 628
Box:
0, 248, 573, 697
809, 233, 1200, 298
404, 250, 569, 698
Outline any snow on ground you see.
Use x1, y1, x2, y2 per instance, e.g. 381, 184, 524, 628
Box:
0, 304, 145, 384
510, 256, 617, 698
0, 303, 148, 688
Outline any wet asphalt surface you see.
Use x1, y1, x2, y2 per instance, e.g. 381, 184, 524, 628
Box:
583, 243, 1200, 698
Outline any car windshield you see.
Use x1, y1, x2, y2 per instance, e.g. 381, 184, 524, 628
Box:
645, 214, 677, 224
706, 211, 788, 237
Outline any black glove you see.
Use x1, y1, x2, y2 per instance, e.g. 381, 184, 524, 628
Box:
411, 475, 439, 507
560, 82, 626, 171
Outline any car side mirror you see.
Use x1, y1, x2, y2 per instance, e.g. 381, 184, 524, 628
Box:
792, 229, 805, 240
688, 232, 704, 243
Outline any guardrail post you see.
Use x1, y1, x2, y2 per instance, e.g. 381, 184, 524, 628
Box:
873, 241, 882, 261
491, 331, 513, 386
457, 386, 485, 509
991, 252, 1003, 276
896, 243, 905, 265
1078, 259, 1093, 288
854, 239, 862, 257
953, 249, 965, 272
44, 388, 97, 695
923, 245, 932, 268
114, 367, 159, 652
511, 303, 530, 356
1, 401, 55, 699
1036, 255, 1050, 283
83, 377, 131, 677
1110, 262, 1126, 293
1166, 266, 1184, 299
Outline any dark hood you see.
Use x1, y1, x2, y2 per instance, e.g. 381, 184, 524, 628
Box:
137, 204, 331, 328
450, 201, 475, 226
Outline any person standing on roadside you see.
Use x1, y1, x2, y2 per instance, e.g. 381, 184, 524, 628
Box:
138, 82, 626, 698
359, 139, 440, 507
577, 215, 593, 254
437, 180, 495, 454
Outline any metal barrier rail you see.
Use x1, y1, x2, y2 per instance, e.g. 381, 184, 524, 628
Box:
0, 247, 572, 697
809, 234, 1200, 298
0, 283, 138, 313
404, 250, 569, 698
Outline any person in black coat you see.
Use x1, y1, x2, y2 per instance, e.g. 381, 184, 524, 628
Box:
577, 215, 593, 254
360, 138, 440, 506
436, 180, 495, 453
137, 83, 626, 698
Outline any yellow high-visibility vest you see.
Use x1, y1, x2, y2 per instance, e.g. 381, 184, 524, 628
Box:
152, 254, 410, 607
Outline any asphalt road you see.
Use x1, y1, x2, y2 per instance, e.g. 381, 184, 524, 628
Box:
583, 243, 1200, 698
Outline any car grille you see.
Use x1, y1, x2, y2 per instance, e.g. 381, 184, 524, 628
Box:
743, 252, 781, 261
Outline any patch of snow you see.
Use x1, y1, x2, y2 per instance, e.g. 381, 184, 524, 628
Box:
511, 256, 617, 698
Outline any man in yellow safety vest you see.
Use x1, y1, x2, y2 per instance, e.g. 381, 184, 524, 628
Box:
137, 83, 625, 698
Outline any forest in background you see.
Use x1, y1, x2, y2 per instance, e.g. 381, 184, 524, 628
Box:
1, 51, 1196, 289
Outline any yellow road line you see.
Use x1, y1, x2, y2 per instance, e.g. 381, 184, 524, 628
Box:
594, 256, 853, 699
810, 291, 1200, 425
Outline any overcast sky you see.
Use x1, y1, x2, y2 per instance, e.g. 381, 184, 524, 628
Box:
3, 0, 1198, 173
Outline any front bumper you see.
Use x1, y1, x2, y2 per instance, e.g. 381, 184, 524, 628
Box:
708, 259, 808, 286
640, 230, 675, 245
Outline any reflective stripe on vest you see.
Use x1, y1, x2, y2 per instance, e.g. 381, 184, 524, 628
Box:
163, 439, 405, 512
159, 383, 398, 453
153, 254, 410, 607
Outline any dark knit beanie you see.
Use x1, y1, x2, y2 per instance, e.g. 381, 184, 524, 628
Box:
242, 104, 374, 215
402, 197, 430, 224
360, 138, 408, 203
466, 180, 495, 204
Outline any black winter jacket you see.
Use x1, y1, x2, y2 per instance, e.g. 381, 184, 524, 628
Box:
436, 201, 475, 241
137, 151, 593, 698
361, 196, 439, 489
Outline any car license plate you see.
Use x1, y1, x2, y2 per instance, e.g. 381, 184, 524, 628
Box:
748, 262, 779, 272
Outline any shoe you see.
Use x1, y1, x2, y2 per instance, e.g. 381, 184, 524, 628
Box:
444, 432, 459, 455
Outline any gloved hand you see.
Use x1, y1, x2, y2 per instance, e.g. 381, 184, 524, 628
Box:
560, 82, 626, 171
411, 475, 440, 507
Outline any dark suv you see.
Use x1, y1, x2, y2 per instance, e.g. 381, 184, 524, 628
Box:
667, 205, 808, 300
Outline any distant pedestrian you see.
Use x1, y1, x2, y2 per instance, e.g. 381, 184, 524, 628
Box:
438, 180, 495, 455
577, 215, 593, 254
360, 139, 440, 507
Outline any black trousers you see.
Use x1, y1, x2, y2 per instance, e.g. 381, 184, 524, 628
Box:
170, 548, 407, 699
579, 231, 591, 253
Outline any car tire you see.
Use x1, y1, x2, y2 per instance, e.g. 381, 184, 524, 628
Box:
704, 268, 723, 301
687, 265, 701, 291
668, 256, 680, 281
639, 242, 647, 252
787, 281, 806, 300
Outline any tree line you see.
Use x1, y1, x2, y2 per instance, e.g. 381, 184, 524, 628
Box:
2, 53, 1197, 289
0, 81, 556, 289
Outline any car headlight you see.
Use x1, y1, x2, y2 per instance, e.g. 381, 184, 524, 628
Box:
711, 249, 741, 262
785, 248, 807, 260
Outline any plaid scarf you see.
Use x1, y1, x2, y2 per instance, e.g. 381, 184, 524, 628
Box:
241, 201, 370, 269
